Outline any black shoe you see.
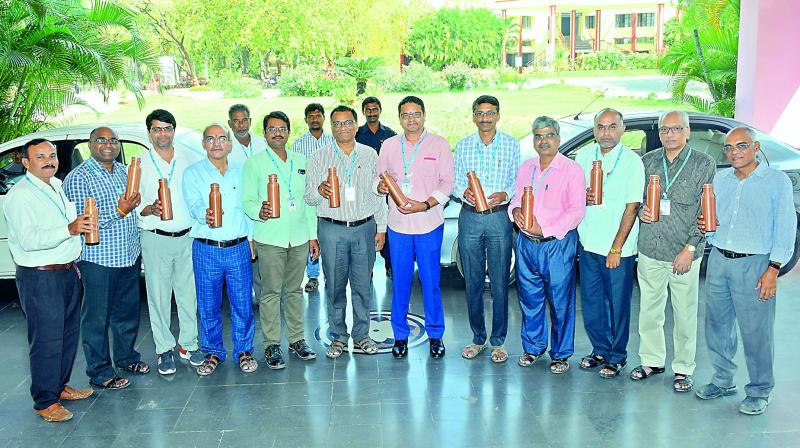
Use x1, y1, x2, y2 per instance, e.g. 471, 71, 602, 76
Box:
289, 339, 317, 360
392, 339, 408, 358
429, 338, 445, 358
264, 344, 286, 370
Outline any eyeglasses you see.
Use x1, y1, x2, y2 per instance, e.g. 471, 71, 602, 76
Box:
332, 120, 355, 128
658, 126, 685, 135
533, 132, 558, 141
150, 126, 175, 134
400, 111, 423, 120
722, 142, 755, 153
266, 126, 288, 134
92, 137, 120, 145
230, 118, 250, 126
203, 136, 230, 144
473, 111, 497, 118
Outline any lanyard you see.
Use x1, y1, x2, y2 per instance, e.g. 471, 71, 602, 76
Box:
333, 143, 358, 186
148, 150, 176, 187
477, 136, 498, 180
89, 160, 123, 195
266, 149, 294, 197
595, 145, 624, 177
240, 140, 252, 159
400, 131, 428, 180
25, 177, 69, 222
530, 164, 552, 195
662, 149, 692, 194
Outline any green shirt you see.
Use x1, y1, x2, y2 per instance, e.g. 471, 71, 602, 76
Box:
242, 148, 317, 247
576, 143, 645, 257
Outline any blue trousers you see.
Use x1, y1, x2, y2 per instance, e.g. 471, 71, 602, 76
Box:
705, 250, 775, 398
306, 253, 320, 279
516, 230, 578, 359
578, 247, 635, 364
458, 208, 513, 346
193, 239, 254, 363
388, 225, 445, 340
16, 266, 81, 410
78, 259, 142, 385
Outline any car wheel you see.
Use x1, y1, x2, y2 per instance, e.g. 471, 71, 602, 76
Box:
454, 231, 517, 286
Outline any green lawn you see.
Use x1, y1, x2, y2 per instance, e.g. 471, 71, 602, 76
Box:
72, 84, 688, 147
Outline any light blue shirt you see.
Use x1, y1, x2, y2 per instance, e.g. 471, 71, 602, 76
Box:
183, 158, 252, 241
453, 130, 520, 203
707, 163, 797, 264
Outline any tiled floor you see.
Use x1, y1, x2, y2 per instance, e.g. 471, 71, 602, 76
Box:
1, 260, 800, 448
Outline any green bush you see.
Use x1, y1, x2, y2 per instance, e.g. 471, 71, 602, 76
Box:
276, 66, 337, 96
442, 62, 475, 91
380, 62, 448, 93
208, 70, 262, 98
578, 51, 658, 70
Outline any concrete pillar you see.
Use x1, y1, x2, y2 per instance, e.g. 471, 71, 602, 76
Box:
631, 12, 637, 52
595, 9, 601, 51
517, 15, 523, 73
656, 3, 664, 53
570, 9, 576, 66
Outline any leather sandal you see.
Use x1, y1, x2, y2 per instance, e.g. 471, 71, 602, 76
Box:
197, 354, 221, 376
36, 403, 73, 422
550, 358, 570, 374
491, 346, 508, 363
59, 385, 94, 401
462, 342, 488, 359
599, 362, 626, 378
673, 374, 694, 392
518, 352, 541, 367
238, 352, 258, 373
629, 365, 666, 381
123, 361, 150, 375
91, 376, 129, 390
353, 337, 378, 355
326, 340, 346, 359
579, 353, 605, 370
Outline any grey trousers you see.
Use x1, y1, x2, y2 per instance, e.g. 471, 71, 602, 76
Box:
317, 218, 376, 342
256, 241, 309, 347
704, 249, 775, 398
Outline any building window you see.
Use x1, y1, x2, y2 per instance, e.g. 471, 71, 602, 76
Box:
522, 40, 533, 48
637, 37, 655, 44
522, 16, 532, 30
615, 14, 632, 28
614, 37, 632, 45
586, 16, 595, 29
637, 13, 655, 27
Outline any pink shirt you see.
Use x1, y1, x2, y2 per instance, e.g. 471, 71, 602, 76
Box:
509, 152, 586, 239
374, 131, 455, 235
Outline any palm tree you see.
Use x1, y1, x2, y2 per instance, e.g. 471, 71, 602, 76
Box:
0, 0, 159, 142
335, 57, 384, 95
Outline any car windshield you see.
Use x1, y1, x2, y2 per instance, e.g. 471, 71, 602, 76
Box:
557, 119, 592, 142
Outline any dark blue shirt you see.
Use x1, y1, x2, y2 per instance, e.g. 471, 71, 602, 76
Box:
356, 123, 396, 153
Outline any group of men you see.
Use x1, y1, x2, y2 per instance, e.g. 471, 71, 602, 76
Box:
4, 93, 794, 422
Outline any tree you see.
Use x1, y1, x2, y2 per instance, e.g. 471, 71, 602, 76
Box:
0, 0, 158, 142
336, 57, 384, 94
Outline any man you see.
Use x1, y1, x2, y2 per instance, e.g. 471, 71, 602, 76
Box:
242, 111, 319, 369
305, 105, 387, 358
695, 127, 796, 415
137, 109, 203, 375
356, 97, 397, 277
355, 96, 397, 153
292, 103, 336, 293
227, 103, 267, 302
375, 96, 454, 359
453, 95, 519, 364
575, 109, 645, 378
4, 139, 94, 422
632, 110, 715, 392
510, 116, 585, 374
184, 124, 257, 375
64, 127, 149, 389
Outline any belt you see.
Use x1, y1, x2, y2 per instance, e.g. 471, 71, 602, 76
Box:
29, 262, 75, 271
522, 233, 556, 243
716, 247, 756, 259
320, 216, 373, 228
195, 236, 248, 248
149, 228, 190, 237
462, 202, 509, 215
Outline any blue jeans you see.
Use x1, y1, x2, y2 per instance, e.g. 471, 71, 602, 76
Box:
306, 253, 320, 279
578, 246, 635, 364
458, 208, 513, 346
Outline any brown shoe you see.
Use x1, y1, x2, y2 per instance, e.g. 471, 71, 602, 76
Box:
36, 403, 73, 422
60, 385, 94, 401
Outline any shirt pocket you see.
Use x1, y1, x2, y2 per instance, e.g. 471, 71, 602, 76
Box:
669, 177, 697, 206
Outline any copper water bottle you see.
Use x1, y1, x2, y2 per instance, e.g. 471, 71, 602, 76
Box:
467, 171, 490, 212
590, 160, 603, 205
125, 157, 141, 199
381, 171, 409, 207
84, 197, 99, 245
158, 178, 173, 221
328, 167, 341, 208
209, 183, 222, 228
267, 174, 280, 218
701, 183, 717, 232
521, 186, 534, 230
646, 175, 661, 222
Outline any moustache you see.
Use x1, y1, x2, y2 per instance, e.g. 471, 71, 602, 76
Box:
42, 164, 56, 169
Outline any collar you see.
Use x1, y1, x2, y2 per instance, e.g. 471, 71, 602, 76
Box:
725, 161, 767, 180
234, 135, 252, 148
401, 129, 427, 146
534, 151, 567, 171
662, 145, 691, 166
87, 156, 121, 174
304, 130, 327, 141
25, 171, 60, 189
597, 141, 624, 159
473, 131, 500, 146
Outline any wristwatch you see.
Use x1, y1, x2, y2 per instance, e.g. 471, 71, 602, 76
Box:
769, 261, 782, 271
685, 244, 696, 253
609, 248, 622, 255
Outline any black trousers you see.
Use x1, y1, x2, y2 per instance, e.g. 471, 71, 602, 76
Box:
15, 265, 81, 410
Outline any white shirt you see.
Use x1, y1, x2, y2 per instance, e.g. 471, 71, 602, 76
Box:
229, 134, 268, 164
136, 147, 202, 232
3, 173, 81, 267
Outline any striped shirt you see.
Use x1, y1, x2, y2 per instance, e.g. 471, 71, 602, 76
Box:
292, 131, 336, 159
63, 157, 141, 267
454, 130, 520, 204
304, 141, 388, 232
637, 145, 715, 262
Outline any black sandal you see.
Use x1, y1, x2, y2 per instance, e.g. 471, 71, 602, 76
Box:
123, 361, 150, 375
599, 362, 626, 378
673, 374, 693, 392
197, 354, 221, 376
629, 365, 666, 381
579, 353, 605, 369
91, 376, 129, 390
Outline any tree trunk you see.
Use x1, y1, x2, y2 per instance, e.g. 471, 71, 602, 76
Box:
693, 29, 718, 102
